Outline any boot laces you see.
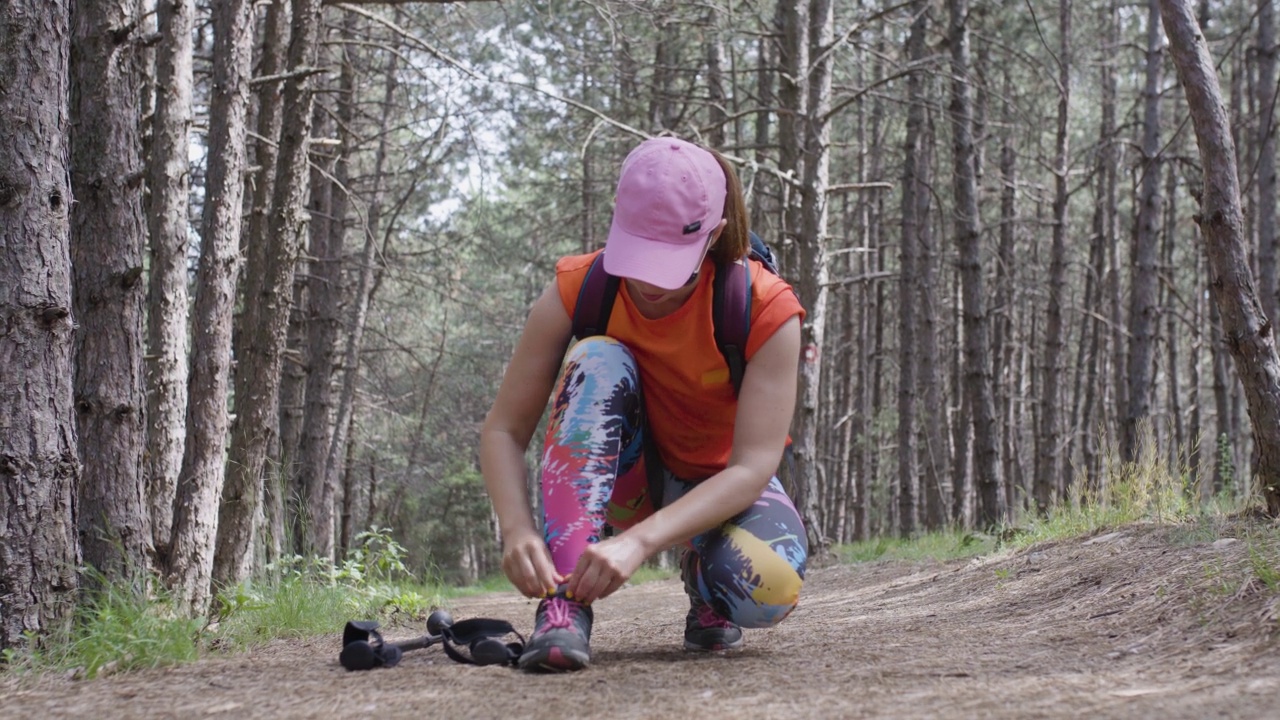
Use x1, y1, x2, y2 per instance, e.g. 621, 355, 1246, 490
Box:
541, 596, 577, 630
695, 601, 734, 630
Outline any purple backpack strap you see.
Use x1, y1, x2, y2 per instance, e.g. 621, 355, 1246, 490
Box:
712, 258, 752, 395
572, 253, 621, 340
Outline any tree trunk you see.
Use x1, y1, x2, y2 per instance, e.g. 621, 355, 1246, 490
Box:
249, 0, 292, 567
1163, 160, 1185, 463
704, 6, 728, 148
1160, 0, 1280, 516
145, 0, 194, 556
1081, 1, 1118, 495
1189, 244, 1205, 493
649, 4, 678, 132
994, 85, 1018, 515
1035, 0, 1072, 513
299, 97, 339, 561
950, 0, 1003, 527
69, 0, 153, 579
219, 0, 325, 578
278, 282, 307, 556
1123, 0, 1165, 463
859, 29, 888, 541
916, 112, 948, 530
326, 42, 401, 562
897, 0, 927, 536
794, 0, 834, 552
0, 0, 81, 648
1210, 294, 1234, 494
168, 0, 254, 612
751, 12, 776, 234
338, 412, 358, 555
774, 0, 826, 550
1258, 0, 1279, 328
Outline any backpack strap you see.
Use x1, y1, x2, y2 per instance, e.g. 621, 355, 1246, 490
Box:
712, 257, 752, 395
571, 252, 621, 339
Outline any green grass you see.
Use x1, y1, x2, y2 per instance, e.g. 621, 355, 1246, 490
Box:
2, 578, 203, 678
832, 424, 1274, 568
836, 530, 997, 564
215, 579, 407, 647
629, 564, 678, 584
445, 574, 516, 597
1, 571, 454, 678
1004, 425, 1202, 551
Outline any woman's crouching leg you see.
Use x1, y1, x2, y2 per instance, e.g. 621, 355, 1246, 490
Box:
687, 477, 808, 629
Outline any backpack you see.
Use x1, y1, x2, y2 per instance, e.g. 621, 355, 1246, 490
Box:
570, 230, 782, 395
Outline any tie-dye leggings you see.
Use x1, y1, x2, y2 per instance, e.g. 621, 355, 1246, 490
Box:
540, 336, 807, 628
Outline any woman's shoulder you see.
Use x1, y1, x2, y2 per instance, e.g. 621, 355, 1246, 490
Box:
743, 259, 804, 358
749, 259, 803, 313
554, 249, 605, 316
555, 250, 603, 277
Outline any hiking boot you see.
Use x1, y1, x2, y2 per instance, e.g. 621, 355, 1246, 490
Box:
517, 589, 593, 672
684, 596, 744, 651
681, 552, 744, 652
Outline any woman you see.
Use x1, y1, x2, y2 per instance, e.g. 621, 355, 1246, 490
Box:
480, 136, 807, 673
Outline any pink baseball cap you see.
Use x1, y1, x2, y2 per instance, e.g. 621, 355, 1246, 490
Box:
603, 137, 727, 290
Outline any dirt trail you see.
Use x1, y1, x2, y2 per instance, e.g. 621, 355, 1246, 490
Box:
4, 521, 1279, 719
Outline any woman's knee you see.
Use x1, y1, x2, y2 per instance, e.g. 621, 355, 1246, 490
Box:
552, 336, 642, 420
564, 335, 637, 372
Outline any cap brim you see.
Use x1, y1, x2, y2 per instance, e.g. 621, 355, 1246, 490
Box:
603, 219, 708, 290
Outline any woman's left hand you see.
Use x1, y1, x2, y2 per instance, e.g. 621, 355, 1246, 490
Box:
565, 533, 650, 604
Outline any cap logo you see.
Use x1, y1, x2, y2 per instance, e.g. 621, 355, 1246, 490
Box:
681, 221, 702, 235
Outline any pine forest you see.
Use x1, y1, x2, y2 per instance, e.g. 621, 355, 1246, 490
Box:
4, 0, 1280, 657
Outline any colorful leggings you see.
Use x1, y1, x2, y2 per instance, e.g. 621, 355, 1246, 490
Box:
540, 336, 807, 628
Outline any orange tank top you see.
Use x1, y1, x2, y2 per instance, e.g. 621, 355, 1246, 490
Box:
555, 250, 804, 479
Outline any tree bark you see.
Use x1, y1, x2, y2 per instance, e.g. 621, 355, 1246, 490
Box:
1123, 0, 1165, 463
994, 82, 1018, 515
299, 97, 339, 560
0, 0, 81, 648
796, 0, 834, 552
168, 0, 254, 612
145, 0, 194, 557
897, 0, 927, 536
704, 6, 728, 148
859, 26, 888, 541
219, 0, 326, 576
69, 0, 153, 579
1257, 0, 1279, 328
950, 0, 1002, 527
326, 41, 401, 558
247, 0, 292, 566
1035, 0, 1072, 513
916, 113, 948, 530
1080, 0, 1118, 495
1160, 0, 1280, 516
302, 14, 357, 560
1163, 160, 1185, 462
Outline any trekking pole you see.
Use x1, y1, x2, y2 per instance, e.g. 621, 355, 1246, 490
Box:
339, 609, 454, 670
387, 609, 455, 652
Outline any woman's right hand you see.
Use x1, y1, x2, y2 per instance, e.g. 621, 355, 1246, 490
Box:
501, 526, 564, 599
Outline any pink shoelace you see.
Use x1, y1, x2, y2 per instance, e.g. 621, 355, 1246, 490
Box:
541, 597, 577, 630
695, 602, 734, 629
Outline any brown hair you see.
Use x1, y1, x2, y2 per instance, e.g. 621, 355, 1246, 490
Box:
707, 148, 749, 263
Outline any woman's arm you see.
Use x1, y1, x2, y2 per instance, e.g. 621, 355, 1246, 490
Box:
480, 280, 573, 598
567, 314, 802, 603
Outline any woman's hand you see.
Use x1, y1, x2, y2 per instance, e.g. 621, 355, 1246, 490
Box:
565, 533, 650, 604
501, 526, 563, 599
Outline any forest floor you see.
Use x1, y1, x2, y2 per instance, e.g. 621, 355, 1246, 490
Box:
3, 518, 1280, 719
